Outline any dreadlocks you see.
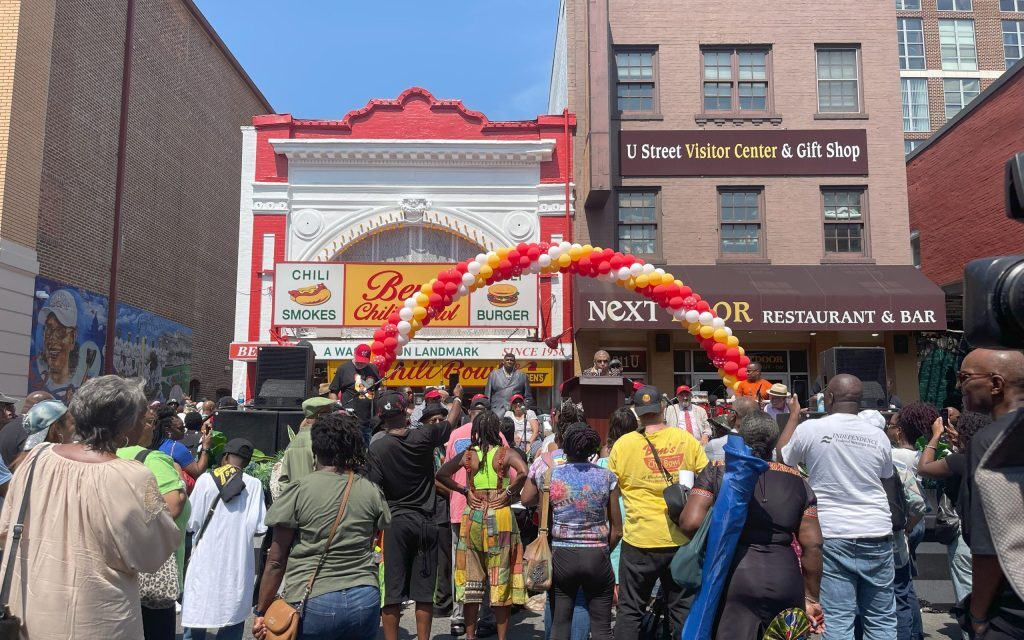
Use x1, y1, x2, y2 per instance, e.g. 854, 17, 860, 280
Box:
562, 422, 601, 462
471, 411, 503, 462
555, 401, 585, 445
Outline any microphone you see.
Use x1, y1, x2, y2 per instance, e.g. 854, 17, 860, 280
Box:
393, 361, 405, 370
609, 358, 622, 370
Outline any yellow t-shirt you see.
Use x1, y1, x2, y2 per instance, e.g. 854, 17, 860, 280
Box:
608, 427, 709, 548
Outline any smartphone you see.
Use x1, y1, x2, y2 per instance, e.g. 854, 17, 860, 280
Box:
941, 408, 949, 428
448, 372, 460, 390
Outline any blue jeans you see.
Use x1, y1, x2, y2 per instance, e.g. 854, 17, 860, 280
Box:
894, 560, 923, 640
821, 538, 897, 640
947, 532, 972, 605
183, 622, 244, 640
544, 589, 590, 640
299, 585, 380, 640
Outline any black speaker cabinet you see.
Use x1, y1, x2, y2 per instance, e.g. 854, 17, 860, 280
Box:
213, 410, 279, 456
254, 346, 313, 410
819, 347, 887, 409
276, 411, 306, 451
655, 333, 670, 352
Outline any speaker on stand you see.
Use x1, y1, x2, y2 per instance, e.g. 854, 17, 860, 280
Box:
254, 346, 314, 411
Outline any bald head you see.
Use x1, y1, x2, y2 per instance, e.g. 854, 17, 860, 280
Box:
22, 391, 53, 414
728, 396, 758, 429
960, 348, 1024, 416
826, 374, 863, 414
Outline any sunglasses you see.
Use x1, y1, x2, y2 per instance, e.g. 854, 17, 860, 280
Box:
595, 359, 609, 364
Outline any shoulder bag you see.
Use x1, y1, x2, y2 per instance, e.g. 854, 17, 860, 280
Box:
263, 470, 354, 640
639, 431, 688, 525
134, 449, 181, 609
0, 446, 47, 639
523, 468, 553, 591
670, 506, 713, 590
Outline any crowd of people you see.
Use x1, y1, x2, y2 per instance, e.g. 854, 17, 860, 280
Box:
0, 346, 1021, 640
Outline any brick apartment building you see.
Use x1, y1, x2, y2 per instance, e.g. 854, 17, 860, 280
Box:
907, 58, 1024, 328
0, 0, 271, 401
549, 0, 946, 403
899, 0, 1024, 153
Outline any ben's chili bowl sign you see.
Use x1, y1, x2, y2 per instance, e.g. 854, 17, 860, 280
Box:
326, 358, 555, 388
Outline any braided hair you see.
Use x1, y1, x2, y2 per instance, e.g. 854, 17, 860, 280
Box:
955, 411, 991, 449
471, 411, 503, 462
554, 401, 585, 445
562, 422, 601, 462
738, 411, 780, 461
311, 411, 366, 471
152, 406, 179, 450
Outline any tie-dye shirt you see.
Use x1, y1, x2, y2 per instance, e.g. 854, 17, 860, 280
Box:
538, 461, 617, 548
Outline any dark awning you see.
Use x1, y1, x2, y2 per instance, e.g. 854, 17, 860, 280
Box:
574, 265, 946, 331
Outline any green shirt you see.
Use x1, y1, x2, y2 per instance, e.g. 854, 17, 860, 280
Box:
265, 470, 391, 601
278, 426, 315, 489
116, 445, 190, 587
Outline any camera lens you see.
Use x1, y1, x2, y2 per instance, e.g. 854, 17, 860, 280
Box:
996, 258, 1024, 344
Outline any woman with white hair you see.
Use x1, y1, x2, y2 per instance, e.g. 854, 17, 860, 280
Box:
0, 375, 180, 639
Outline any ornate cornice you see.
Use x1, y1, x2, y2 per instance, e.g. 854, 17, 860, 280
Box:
268, 138, 556, 167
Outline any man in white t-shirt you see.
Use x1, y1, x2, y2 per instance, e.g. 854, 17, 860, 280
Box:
777, 374, 896, 640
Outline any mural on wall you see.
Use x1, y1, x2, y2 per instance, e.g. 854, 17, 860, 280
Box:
28, 277, 193, 403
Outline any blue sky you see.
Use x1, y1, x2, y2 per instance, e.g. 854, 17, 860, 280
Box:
194, 0, 560, 121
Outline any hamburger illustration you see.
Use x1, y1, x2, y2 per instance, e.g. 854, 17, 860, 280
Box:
288, 283, 331, 306
486, 283, 519, 307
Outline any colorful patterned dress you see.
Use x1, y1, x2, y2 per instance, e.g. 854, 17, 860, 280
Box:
454, 446, 527, 606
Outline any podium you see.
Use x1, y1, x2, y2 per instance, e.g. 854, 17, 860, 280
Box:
560, 375, 633, 442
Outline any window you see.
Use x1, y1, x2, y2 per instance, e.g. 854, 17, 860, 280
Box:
896, 0, 921, 8
822, 189, 866, 254
615, 49, 656, 113
939, 20, 978, 70
1006, 20, 1024, 69
1002, 0, 1024, 10
617, 191, 658, 255
719, 190, 763, 255
938, 0, 972, 10
902, 78, 930, 131
816, 48, 861, 113
898, 19, 926, 69
905, 139, 925, 155
702, 48, 770, 112
910, 230, 921, 268
943, 78, 980, 120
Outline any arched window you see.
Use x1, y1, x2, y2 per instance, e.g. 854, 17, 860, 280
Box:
335, 226, 484, 263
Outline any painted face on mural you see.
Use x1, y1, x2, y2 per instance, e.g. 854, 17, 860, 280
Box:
42, 313, 76, 385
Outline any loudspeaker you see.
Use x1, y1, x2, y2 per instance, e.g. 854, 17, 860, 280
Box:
254, 346, 313, 410
655, 333, 670, 352
276, 411, 305, 452
819, 347, 887, 409
213, 410, 279, 456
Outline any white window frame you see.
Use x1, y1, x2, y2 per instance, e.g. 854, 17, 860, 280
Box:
939, 19, 978, 71
937, 0, 972, 11
815, 47, 862, 114
898, 18, 926, 70
902, 78, 930, 132
896, 0, 921, 8
1000, 0, 1024, 11
1005, 20, 1024, 70
943, 78, 980, 120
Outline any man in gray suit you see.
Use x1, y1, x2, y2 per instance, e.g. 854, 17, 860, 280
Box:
484, 352, 533, 416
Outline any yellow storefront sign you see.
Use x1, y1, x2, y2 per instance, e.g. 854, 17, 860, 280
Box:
343, 263, 470, 327
327, 359, 554, 388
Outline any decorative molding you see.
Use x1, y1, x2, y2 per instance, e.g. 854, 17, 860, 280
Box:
695, 114, 783, 127
269, 138, 556, 168
400, 197, 431, 222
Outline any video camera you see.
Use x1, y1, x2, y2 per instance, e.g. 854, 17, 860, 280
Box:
963, 153, 1024, 348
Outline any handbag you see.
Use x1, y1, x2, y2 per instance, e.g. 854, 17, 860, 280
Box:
638, 584, 671, 640
133, 449, 180, 609
0, 445, 47, 639
523, 468, 553, 592
263, 470, 354, 640
639, 431, 688, 525
670, 507, 713, 590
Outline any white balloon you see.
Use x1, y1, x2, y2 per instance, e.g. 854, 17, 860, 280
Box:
475, 253, 488, 264
617, 267, 631, 281
404, 298, 418, 309
724, 327, 733, 337
547, 246, 562, 259
457, 284, 469, 297
629, 263, 643, 277
462, 272, 476, 286
672, 309, 686, 321
712, 317, 725, 328
527, 262, 542, 274
559, 241, 571, 251
397, 334, 409, 346
467, 261, 482, 275
684, 309, 700, 323
399, 307, 413, 321
538, 254, 552, 267
397, 320, 412, 335
699, 312, 714, 325
642, 263, 656, 274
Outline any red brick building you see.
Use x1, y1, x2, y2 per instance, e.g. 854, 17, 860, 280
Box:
0, 0, 271, 401
907, 58, 1024, 328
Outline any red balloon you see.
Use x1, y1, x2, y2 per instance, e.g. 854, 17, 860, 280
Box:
725, 347, 740, 359
736, 369, 748, 381
499, 259, 512, 272
370, 341, 385, 354
597, 261, 611, 274
712, 342, 727, 355
432, 280, 446, 294
609, 255, 623, 269
517, 242, 529, 253
538, 242, 551, 252
519, 255, 531, 268
701, 338, 716, 351
623, 254, 636, 265
387, 313, 401, 326
696, 301, 711, 312
679, 286, 692, 298
383, 336, 398, 351
456, 261, 469, 273
428, 293, 443, 307
508, 250, 520, 262
372, 354, 387, 367
511, 266, 523, 277
669, 296, 684, 309
373, 329, 386, 342
444, 281, 458, 295
723, 361, 739, 374
578, 256, 592, 270
682, 296, 698, 309
739, 355, 751, 367
712, 356, 727, 368
527, 247, 540, 260
383, 324, 399, 337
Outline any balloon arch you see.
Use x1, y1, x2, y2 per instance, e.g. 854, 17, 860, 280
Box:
361, 242, 751, 392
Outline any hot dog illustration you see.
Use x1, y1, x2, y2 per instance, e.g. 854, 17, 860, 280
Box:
288, 283, 331, 306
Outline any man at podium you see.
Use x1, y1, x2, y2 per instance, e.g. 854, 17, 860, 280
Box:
582, 350, 612, 377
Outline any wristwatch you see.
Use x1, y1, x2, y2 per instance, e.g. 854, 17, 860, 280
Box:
505, 487, 515, 497
252, 606, 264, 617
457, 486, 469, 496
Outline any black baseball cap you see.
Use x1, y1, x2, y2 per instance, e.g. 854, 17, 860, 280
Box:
420, 403, 449, 422
376, 391, 408, 419
632, 385, 663, 417
223, 438, 254, 462
469, 394, 490, 410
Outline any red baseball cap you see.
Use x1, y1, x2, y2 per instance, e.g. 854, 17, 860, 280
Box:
510, 393, 525, 404
353, 344, 371, 364
632, 380, 643, 391
424, 389, 442, 401
676, 385, 691, 395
